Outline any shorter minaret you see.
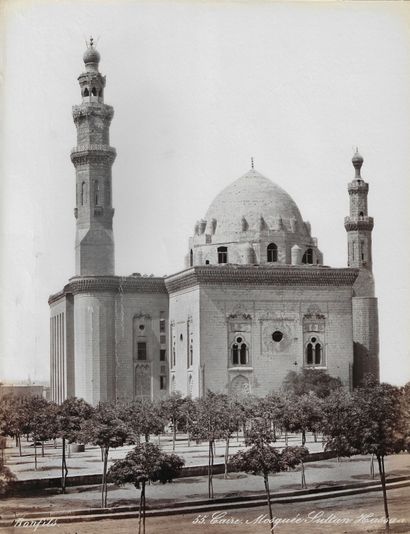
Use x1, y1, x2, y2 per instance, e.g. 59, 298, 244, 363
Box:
344, 150, 374, 274
71, 39, 116, 276
345, 150, 379, 384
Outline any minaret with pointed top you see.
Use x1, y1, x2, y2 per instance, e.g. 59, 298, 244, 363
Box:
71, 39, 116, 275
345, 150, 379, 384
344, 150, 374, 274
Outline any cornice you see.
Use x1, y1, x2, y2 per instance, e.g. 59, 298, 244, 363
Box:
165, 265, 359, 293
344, 216, 374, 231
70, 145, 116, 167
48, 275, 167, 304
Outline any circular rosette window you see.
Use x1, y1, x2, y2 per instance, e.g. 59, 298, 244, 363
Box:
262, 323, 293, 353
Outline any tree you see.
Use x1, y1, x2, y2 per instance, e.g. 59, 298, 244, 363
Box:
321, 388, 360, 461
353, 378, 406, 531
179, 396, 197, 447
80, 402, 129, 508
57, 397, 94, 493
108, 443, 184, 534
124, 399, 165, 445
283, 393, 323, 446
160, 392, 186, 450
230, 444, 307, 534
0, 395, 32, 456
190, 392, 228, 498
25, 397, 58, 470
282, 369, 342, 398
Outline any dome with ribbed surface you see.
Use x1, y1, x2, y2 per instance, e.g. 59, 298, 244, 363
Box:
83, 45, 100, 66
205, 169, 306, 237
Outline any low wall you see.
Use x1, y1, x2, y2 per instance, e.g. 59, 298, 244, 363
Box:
4, 450, 337, 496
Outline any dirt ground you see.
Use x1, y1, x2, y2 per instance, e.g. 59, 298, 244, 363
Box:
3, 486, 410, 534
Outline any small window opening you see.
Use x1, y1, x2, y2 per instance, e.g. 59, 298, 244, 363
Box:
83, 88, 89, 97
160, 349, 166, 361
190, 249, 193, 267
302, 248, 313, 264
272, 331, 283, 342
91, 87, 97, 96
217, 246, 228, 264
267, 243, 278, 263
205, 260, 210, 265
137, 342, 147, 361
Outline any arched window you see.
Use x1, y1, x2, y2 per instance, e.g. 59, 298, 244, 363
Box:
302, 248, 313, 264
305, 337, 323, 367
91, 87, 97, 96
232, 336, 248, 366
189, 344, 193, 367
359, 211, 364, 217
94, 180, 100, 205
81, 181, 87, 205
205, 260, 210, 265
83, 87, 89, 97
190, 249, 193, 267
306, 343, 313, 365
267, 243, 278, 263
218, 246, 228, 264
172, 343, 176, 368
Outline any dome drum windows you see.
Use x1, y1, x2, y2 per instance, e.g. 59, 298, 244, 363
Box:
217, 246, 228, 264
302, 248, 313, 264
267, 243, 278, 263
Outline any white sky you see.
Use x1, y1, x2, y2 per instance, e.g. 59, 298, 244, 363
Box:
1, 0, 409, 386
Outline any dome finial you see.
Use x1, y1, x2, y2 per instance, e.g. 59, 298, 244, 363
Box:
83, 36, 101, 71
352, 147, 364, 178
251, 157, 254, 170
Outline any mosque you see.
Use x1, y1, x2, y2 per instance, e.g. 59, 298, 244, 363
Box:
48, 43, 379, 405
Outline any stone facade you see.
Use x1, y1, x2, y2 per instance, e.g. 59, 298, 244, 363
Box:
48, 44, 379, 405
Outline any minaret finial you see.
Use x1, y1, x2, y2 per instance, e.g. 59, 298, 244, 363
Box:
251, 157, 254, 169
89, 36, 94, 47
352, 147, 364, 178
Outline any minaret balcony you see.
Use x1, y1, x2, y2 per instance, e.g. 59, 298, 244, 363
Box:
344, 216, 374, 231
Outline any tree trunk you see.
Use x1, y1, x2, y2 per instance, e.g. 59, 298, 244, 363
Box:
18, 435, 22, 457
208, 440, 214, 499
263, 473, 275, 534
301, 460, 307, 489
41, 441, 45, 457
34, 436, 38, 470
172, 418, 176, 451
285, 430, 288, 447
61, 437, 68, 494
224, 437, 230, 479
313, 431, 317, 443
370, 454, 375, 479
142, 481, 146, 534
377, 454, 390, 531
301, 430, 306, 446
101, 447, 109, 508
138, 485, 143, 534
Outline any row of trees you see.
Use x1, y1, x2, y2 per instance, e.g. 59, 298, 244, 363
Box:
0, 372, 409, 532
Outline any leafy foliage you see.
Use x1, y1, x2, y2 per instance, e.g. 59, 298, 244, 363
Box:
282, 369, 342, 398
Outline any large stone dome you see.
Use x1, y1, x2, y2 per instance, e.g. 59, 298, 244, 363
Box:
205, 169, 306, 237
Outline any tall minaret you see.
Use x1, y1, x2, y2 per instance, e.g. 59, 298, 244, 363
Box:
71, 39, 116, 275
345, 150, 379, 384
344, 150, 374, 277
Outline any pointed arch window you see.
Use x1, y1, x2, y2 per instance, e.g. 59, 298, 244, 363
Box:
305, 337, 323, 367
83, 87, 89, 97
190, 249, 193, 267
218, 246, 228, 264
267, 243, 278, 262
94, 180, 101, 205
302, 248, 313, 264
91, 87, 97, 96
81, 181, 87, 205
231, 336, 248, 366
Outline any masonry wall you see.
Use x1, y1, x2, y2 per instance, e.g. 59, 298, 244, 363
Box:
168, 287, 201, 397
73, 292, 116, 405
352, 296, 379, 385
114, 291, 169, 401
198, 284, 354, 396
50, 296, 74, 404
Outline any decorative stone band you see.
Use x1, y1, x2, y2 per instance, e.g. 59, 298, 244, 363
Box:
72, 104, 114, 123
344, 216, 374, 231
70, 145, 116, 167
348, 181, 369, 193
165, 265, 359, 293
48, 275, 167, 304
